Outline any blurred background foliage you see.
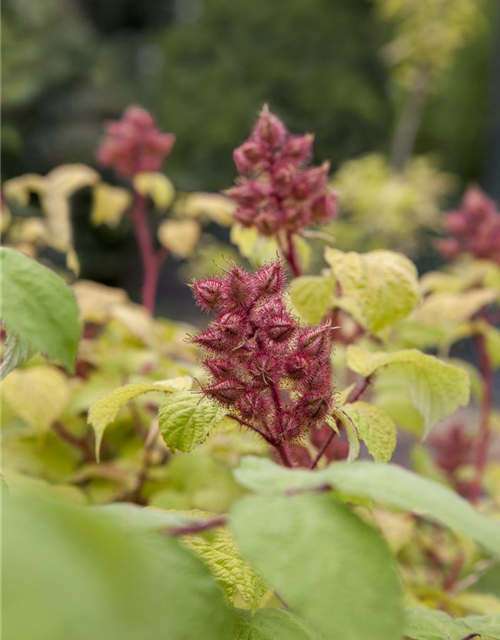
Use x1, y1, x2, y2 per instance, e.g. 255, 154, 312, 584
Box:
1, 0, 499, 314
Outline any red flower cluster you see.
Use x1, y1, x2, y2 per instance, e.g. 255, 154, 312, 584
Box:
96, 106, 176, 179
190, 261, 334, 462
438, 187, 500, 265
431, 422, 474, 497
226, 106, 338, 236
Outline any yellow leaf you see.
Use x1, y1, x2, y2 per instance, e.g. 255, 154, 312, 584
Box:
3, 174, 46, 205
1, 366, 68, 431
133, 172, 175, 209
177, 192, 235, 227
415, 289, 498, 326
158, 219, 201, 258
230, 224, 279, 266
325, 247, 420, 332
72, 280, 129, 323
91, 183, 131, 228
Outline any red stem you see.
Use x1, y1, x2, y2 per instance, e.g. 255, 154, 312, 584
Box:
469, 333, 493, 504
167, 515, 227, 537
284, 232, 301, 277
131, 190, 168, 313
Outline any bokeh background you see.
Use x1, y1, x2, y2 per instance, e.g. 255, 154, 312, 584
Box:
2, 0, 499, 317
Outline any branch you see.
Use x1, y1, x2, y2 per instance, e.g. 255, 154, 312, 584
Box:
226, 414, 277, 446
347, 375, 372, 404
52, 421, 93, 461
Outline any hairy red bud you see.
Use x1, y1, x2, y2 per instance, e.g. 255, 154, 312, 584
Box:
192, 277, 224, 311
204, 379, 245, 406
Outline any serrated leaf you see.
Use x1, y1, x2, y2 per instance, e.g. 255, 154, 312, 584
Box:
1, 365, 68, 431
91, 183, 131, 228
88, 377, 193, 461
133, 172, 175, 209
182, 524, 267, 609
327, 410, 359, 462
0, 247, 81, 373
233, 608, 319, 640
159, 391, 226, 452
233, 457, 500, 557
289, 275, 335, 324
230, 493, 403, 640
324, 248, 420, 332
158, 219, 201, 258
346, 346, 470, 437
342, 402, 397, 462
404, 609, 500, 640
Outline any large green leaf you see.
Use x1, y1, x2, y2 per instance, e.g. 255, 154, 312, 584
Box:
0, 247, 81, 376
324, 248, 420, 332
342, 401, 397, 462
347, 346, 470, 437
404, 608, 500, 640
159, 391, 226, 452
233, 457, 500, 557
233, 608, 320, 640
3, 496, 232, 640
88, 377, 193, 460
229, 493, 403, 640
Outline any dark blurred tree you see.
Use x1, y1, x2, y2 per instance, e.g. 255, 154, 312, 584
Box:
151, 0, 392, 190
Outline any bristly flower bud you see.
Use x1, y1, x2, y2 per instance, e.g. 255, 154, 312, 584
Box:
96, 105, 175, 179
192, 277, 224, 312
189, 260, 335, 467
228, 106, 337, 239
438, 186, 500, 265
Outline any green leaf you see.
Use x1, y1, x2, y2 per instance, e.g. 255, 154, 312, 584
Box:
233, 608, 320, 640
289, 275, 335, 324
229, 493, 403, 640
159, 391, 226, 452
3, 496, 232, 640
342, 401, 397, 462
93, 503, 206, 533
404, 608, 500, 640
230, 224, 279, 266
324, 248, 420, 332
414, 289, 498, 326
327, 410, 360, 462
0, 332, 36, 380
88, 377, 193, 461
233, 458, 500, 557
483, 324, 500, 369
182, 524, 267, 609
0, 247, 81, 373
347, 346, 470, 437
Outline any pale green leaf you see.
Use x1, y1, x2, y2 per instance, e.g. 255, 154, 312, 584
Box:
404, 608, 500, 640
157, 219, 201, 258
289, 275, 335, 324
342, 401, 397, 462
324, 248, 420, 332
233, 608, 319, 640
229, 493, 403, 640
0, 247, 81, 373
414, 289, 498, 326
230, 224, 279, 266
90, 183, 131, 228
484, 324, 500, 369
93, 504, 206, 533
88, 377, 193, 461
346, 346, 470, 437
0, 332, 36, 380
233, 457, 500, 557
182, 524, 267, 609
159, 391, 226, 452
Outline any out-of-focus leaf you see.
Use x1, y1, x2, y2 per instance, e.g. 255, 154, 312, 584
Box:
2, 366, 68, 431
0, 248, 81, 374
133, 172, 175, 209
233, 608, 319, 640
414, 289, 498, 326
158, 219, 201, 258
91, 183, 131, 228
177, 192, 235, 226
342, 401, 397, 462
328, 410, 360, 462
230, 224, 279, 266
346, 346, 470, 437
289, 275, 335, 324
325, 248, 420, 332
230, 493, 403, 640
404, 608, 500, 640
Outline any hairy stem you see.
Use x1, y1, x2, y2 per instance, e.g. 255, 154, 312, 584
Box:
469, 333, 493, 504
226, 414, 277, 446
310, 422, 337, 470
